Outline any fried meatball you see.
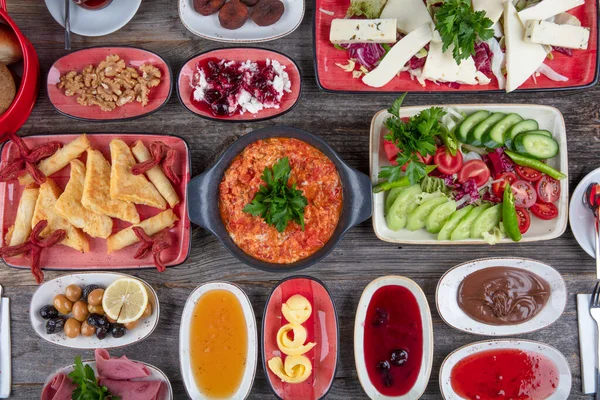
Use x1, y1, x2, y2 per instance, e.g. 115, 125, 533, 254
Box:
194, 0, 226, 16
240, 0, 259, 6
251, 0, 284, 27
219, 0, 249, 30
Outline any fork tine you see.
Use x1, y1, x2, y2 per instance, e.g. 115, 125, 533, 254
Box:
592, 281, 600, 307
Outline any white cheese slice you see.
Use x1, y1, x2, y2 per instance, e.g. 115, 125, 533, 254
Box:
362, 23, 433, 88
525, 19, 590, 49
472, 0, 504, 24
380, 0, 433, 34
518, 0, 585, 24
421, 41, 490, 85
504, 1, 547, 93
329, 19, 397, 44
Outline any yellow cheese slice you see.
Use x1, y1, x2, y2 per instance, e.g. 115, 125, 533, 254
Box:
276, 323, 316, 356
282, 294, 312, 324
267, 355, 313, 384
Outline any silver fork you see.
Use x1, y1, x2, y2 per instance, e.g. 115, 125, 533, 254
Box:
590, 281, 600, 399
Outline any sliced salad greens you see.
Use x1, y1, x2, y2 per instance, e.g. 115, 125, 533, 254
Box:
376, 95, 565, 244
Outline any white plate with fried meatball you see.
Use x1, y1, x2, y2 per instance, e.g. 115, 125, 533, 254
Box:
179, 0, 304, 42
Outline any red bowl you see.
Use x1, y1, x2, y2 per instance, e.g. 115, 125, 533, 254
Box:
0, 0, 40, 134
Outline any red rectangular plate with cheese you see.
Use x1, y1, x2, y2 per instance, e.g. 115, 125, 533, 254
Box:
314, 0, 598, 93
0, 133, 191, 271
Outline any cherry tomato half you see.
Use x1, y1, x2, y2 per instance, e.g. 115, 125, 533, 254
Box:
515, 165, 542, 182
492, 172, 517, 198
434, 146, 463, 175
530, 202, 559, 220
511, 180, 537, 208
457, 160, 491, 187
383, 139, 398, 165
515, 207, 531, 234
536, 175, 560, 203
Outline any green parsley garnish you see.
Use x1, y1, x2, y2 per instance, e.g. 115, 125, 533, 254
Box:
68, 356, 120, 400
379, 93, 446, 186
243, 157, 308, 233
435, 0, 494, 64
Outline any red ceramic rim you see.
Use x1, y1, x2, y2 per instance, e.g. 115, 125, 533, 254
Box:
176, 47, 302, 122
47, 46, 173, 122
0, 133, 191, 272
313, 0, 599, 93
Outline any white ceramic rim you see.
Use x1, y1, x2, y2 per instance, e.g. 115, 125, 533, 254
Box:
354, 276, 433, 400
178, 0, 305, 43
439, 339, 572, 400
370, 104, 569, 244
179, 281, 258, 400
29, 272, 160, 350
435, 257, 567, 336
569, 166, 600, 258
44, 0, 142, 37
43, 359, 173, 400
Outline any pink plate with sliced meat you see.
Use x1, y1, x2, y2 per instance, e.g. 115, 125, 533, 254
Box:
0, 133, 191, 276
42, 349, 173, 400
314, 0, 598, 93
177, 47, 302, 122
47, 46, 172, 121
262, 276, 338, 400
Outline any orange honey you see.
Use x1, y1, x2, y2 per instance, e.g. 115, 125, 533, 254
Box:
190, 289, 248, 398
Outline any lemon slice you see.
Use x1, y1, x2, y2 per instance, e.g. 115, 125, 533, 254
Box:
102, 278, 149, 324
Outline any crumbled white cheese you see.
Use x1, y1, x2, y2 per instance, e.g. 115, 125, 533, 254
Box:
192, 69, 208, 102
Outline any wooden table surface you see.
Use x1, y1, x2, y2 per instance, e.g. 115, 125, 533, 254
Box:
2, 0, 599, 398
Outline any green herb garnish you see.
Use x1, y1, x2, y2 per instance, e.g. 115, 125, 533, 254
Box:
435, 0, 494, 64
243, 157, 308, 233
68, 356, 120, 400
379, 93, 446, 186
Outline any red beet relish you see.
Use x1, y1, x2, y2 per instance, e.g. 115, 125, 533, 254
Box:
190, 58, 282, 117
450, 349, 559, 399
364, 285, 423, 396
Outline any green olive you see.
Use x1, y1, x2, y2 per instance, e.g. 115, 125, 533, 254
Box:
124, 320, 138, 330
72, 300, 89, 322
65, 285, 82, 302
87, 288, 104, 306
81, 321, 95, 337
53, 294, 73, 315
141, 302, 152, 319
87, 304, 104, 315
64, 318, 81, 338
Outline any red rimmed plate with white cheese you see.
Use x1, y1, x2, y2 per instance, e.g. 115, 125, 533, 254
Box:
314, 0, 598, 93
176, 47, 302, 122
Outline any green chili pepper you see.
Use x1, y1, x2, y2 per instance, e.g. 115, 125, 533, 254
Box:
502, 185, 522, 242
440, 126, 459, 156
504, 150, 566, 180
373, 165, 437, 193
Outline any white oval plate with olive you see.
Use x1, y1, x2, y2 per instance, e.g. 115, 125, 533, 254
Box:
30, 272, 159, 349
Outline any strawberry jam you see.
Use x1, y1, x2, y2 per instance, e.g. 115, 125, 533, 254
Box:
450, 349, 559, 399
364, 285, 423, 396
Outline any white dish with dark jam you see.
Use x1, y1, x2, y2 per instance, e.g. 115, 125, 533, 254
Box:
436, 257, 566, 336
354, 276, 433, 399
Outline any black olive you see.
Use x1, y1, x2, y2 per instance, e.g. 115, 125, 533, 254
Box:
39, 305, 59, 319
390, 349, 409, 366
111, 324, 126, 338
377, 360, 390, 373
96, 327, 108, 340
383, 373, 394, 388
87, 313, 109, 329
46, 317, 65, 334
82, 284, 100, 302
371, 308, 388, 327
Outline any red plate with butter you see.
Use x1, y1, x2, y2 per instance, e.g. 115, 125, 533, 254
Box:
0, 133, 191, 272
262, 276, 338, 400
313, 0, 598, 93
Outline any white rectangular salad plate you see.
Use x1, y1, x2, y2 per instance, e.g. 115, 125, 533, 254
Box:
370, 104, 569, 245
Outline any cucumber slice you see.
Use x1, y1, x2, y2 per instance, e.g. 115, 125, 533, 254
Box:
406, 196, 449, 231
484, 113, 523, 149
504, 119, 539, 150
386, 185, 422, 231
469, 113, 506, 147
457, 110, 490, 144
385, 187, 405, 215
426, 200, 457, 233
470, 204, 502, 239
520, 129, 552, 138
438, 205, 473, 240
514, 133, 559, 159
450, 204, 491, 241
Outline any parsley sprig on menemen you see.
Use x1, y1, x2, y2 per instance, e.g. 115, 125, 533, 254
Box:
243, 157, 308, 233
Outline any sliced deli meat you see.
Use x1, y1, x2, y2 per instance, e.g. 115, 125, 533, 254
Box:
41, 373, 76, 400
99, 378, 164, 400
362, 23, 433, 88
504, 0, 547, 93
95, 348, 151, 380
380, 0, 433, 34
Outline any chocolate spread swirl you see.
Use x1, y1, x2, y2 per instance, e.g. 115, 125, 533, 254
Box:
457, 267, 551, 325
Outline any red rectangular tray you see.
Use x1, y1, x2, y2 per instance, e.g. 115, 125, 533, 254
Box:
0, 133, 191, 271
314, 0, 598, 93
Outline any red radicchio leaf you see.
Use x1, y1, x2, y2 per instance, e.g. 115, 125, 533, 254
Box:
474, 41, 493, 76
